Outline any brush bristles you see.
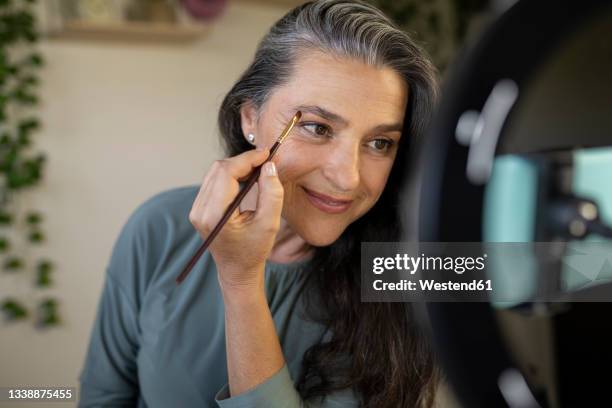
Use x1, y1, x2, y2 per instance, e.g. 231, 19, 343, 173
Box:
278, 111, 302, 144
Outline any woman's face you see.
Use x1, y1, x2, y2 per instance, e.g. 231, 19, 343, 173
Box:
241, 49, 408, 247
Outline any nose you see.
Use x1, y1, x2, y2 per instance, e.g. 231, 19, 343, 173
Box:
321, 139, 360, 193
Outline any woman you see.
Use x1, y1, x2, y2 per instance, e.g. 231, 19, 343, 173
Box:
78, 1, 439, 407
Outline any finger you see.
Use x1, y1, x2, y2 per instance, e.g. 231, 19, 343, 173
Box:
202, 149, 267, 223
192, 149, 261, 216
254, 161, 284, 232
200, 163, 216, 190
191, 149, 270, 233
221, 148, 270, 181
190, 164, 237, 233
191, 162, 222, 218
193, 173, 242, 233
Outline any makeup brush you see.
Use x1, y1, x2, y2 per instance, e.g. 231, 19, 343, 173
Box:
176, 111, 302, 284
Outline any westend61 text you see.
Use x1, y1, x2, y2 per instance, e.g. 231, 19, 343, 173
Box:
373, 279, 493, 291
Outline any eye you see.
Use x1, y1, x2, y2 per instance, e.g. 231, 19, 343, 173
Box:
367, 138, 395, 153
301, 122, 332, 138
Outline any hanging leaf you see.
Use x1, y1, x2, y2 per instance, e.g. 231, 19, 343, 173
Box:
0, 236, 10, 251
25, 211, 42, 224
23, 158, 44, 185
1, 298, 28, 320
12, 88, 38, 105
28, 229, 44, 243
37, 297, 60, 327
16, 132, 30, 147
4, 256, 24, 270
40, 313, 59, 326
36, 269, 51, 287
0, 211, 13, 224
19, 75, 38, 87
16, 119, 38, 147
0, 132, 11, 146
23, 30, 37, 43
40, 298, 57, 309
20, 117, 40, 129
6, 156, 44, 188
6, 64, 18, 75
37, 259, 53, 273
13, 11, 34, 37
27, 52, 43, 67
6, 166, 24, 188
0, 0, 54, 328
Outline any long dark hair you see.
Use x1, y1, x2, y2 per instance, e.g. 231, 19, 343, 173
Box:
217, 1, 439, 406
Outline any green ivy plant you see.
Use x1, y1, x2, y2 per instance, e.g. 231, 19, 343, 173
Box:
0, 0, 59, 328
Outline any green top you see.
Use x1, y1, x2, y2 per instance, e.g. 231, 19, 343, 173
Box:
78, 186, 359, 407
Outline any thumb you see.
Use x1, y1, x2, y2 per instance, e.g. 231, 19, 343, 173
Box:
255, 161, 284, 229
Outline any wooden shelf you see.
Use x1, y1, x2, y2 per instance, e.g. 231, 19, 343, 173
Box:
47, 19, 209, 43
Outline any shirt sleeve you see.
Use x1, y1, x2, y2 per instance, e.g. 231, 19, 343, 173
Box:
214, 364, 359, 408
77, 271, 140, 407
77, 197, 156, 407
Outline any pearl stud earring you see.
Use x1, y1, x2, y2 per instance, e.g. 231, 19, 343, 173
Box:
247, 133, 255, 144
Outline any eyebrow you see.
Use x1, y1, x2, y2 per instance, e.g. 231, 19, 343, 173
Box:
295, 104, 403, 136
371, 122, 404, 135
296, 104, 349, 126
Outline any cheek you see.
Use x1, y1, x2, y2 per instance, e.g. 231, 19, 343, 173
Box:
366, 170, 390, 194
273, 140, 319, 183
274, 155, 308, 185
272, 153, 312, 206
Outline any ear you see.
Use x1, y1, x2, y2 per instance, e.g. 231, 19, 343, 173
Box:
239, 100, 258, 143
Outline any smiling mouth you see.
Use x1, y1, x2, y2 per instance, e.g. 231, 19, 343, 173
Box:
302, 187, 353, 213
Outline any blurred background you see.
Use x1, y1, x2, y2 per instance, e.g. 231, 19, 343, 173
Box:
0, 0, 494, 406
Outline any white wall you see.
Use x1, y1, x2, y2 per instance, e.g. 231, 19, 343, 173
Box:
0, 2, 288, 406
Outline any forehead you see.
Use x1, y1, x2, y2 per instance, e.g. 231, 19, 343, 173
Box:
270, 49, 408, 123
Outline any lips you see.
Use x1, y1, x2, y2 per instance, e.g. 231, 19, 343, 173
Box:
303, 187, 353, 214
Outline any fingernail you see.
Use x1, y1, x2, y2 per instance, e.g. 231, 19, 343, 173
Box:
265, 162, 276, 176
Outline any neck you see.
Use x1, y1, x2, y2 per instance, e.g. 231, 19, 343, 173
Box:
268, 217, 314, 264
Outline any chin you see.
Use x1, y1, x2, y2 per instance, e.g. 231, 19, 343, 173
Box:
299, 225, 346, 247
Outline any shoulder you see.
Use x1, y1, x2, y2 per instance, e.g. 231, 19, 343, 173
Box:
131, 185, 200, 225
106, 185, 200, 299
120, 185, 200, 243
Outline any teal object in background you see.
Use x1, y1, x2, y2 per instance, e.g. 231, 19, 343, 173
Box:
483, 155, 539, 307
483, 155, 538, 242
574, 147, 612, 228
483, 148, 612, 306
563, 147, 612, 291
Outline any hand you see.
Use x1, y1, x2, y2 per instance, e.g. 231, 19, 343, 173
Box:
189, 148, 284, 291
